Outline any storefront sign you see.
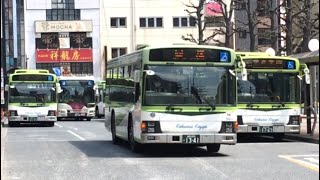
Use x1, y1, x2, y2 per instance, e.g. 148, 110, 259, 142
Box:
36, 49, 93, 63
35, 20, 93, 33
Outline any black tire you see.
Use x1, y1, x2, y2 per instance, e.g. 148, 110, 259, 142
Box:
273, 133, 285, 141
96, 108, 101, 118
111, 113, 120, 145
86, 117, 92, 121
207, 144, 221, 153
128, 119, 142, 153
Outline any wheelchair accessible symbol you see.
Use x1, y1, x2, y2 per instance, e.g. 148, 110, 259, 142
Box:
287, 61, 294, 69
220, 52, 229, 62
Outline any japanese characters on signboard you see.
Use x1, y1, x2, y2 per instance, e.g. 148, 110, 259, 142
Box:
36, 48, 93, 63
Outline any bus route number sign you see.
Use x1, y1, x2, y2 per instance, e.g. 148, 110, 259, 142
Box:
182, 135, 200, 144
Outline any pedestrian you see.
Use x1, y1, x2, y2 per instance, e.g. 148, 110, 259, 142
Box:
1, 107, 8, 126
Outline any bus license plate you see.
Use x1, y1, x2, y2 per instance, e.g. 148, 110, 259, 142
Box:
182, 135, 200, 144
259, 126, 273, 133
29, 117, 37, 121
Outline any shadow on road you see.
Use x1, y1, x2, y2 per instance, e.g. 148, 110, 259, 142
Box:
69, 140, 229, 158
237, 134, 293, 143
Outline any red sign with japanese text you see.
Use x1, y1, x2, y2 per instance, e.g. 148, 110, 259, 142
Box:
36, 49, 93, 63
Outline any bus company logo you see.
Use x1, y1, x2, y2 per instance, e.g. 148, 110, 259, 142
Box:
176, 124, 208, 130
254, 117, 279, 122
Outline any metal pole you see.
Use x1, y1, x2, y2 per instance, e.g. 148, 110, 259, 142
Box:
305, 79, 311, 134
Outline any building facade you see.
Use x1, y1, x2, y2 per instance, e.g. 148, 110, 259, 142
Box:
99, 0, 226, 64
25, 0, 100, 78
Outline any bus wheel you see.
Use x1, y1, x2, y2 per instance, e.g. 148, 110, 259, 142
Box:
128, 120, 142, 153
111, 114, 120, 144
96, 108, 101, 118
273, 133, 285, 141
86, 118, 91, 121
207, 144, 220, 153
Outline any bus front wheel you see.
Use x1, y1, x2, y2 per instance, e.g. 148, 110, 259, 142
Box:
128, 120, 142, 153
207, 144, 220, 153
111, 113, 120, 145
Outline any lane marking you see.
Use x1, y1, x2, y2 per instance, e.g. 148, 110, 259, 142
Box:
73, 128, 78, 131
279, 155, 319, 172
55, 123, 63, 128
67, 130, 86, 140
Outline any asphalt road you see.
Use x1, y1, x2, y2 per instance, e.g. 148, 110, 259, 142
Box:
1, 119, 319, 180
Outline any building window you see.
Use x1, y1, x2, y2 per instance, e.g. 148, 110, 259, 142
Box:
46, 0, 80, 21
257, 0, 271, 16
139, 17, 163, 28
205, 16, 225, 27
46, 9, 80, 20
110, 17, 127, 28
239, 30, 247, 38
112, 48, 127, 58
258, 28, 272, 45
173, 17, 196, 27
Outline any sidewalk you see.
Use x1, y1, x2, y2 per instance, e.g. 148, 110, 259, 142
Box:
284, 116, 319, 144
1, 124, 8, 178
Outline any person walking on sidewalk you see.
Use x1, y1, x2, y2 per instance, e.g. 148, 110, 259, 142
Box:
1, 108, 8, 127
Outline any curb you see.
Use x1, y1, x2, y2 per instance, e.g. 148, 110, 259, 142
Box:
284, 134, 319, 144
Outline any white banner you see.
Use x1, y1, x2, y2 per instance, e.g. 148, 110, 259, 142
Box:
35, 20, 93, 33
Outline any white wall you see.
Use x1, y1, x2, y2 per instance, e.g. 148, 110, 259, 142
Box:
100, 0, 226, 63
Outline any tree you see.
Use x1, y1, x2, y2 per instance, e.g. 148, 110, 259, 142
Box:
182, 0, 238, 47
279, 0, 319, 55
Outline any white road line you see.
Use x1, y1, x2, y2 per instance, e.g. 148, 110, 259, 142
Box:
55, 123, 63, 128
73, 128, 78, 131
67, 130, 86, 140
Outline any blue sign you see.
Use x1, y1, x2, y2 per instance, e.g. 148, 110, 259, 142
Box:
219, 51, 230, 62
286, 60, 295, 69
52, 67, 61, 76
47, 75, 53, 81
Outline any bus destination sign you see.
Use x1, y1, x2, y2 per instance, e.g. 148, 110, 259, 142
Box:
245, 59, 296, 69
12, 75, 55, 81
149, 48, 231, 62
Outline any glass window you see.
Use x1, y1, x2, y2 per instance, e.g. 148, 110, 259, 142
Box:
173, 17, 179, 27
140, 18, 146, 27
111, 18, 117, 27
181, 17, 188, 27
119, 18, 126, 27
148, 18, 154, 27
190, 17, 196, 26
156, 18, 162, 27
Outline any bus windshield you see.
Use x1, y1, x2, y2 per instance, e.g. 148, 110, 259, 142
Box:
9, 82, 56, 103
238, 72, 300, 103
143, 65, 236, 106
59, 80, 95, 104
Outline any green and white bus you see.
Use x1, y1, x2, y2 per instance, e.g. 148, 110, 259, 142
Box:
58, 75, 96, 121
6, 69, 60, 127
104, 44, 240, 153
236, 54, 310, 139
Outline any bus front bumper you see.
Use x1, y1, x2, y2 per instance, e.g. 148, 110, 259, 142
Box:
138, 133, 237, 145
237, 125, 300, 133
9, 116, 57, 122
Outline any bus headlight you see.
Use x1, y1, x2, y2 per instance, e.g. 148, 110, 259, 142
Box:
288, 115, 300, 125
141, 121, 162, 133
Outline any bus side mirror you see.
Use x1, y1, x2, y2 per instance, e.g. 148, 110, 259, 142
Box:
134, 70, 140, 83
56, 83, 63, 93
304, 68, 310, 84
5, 84, 9, 91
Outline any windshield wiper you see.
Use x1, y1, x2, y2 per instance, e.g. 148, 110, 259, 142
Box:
191, 86, 215, 110
165, 104, 182, 112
